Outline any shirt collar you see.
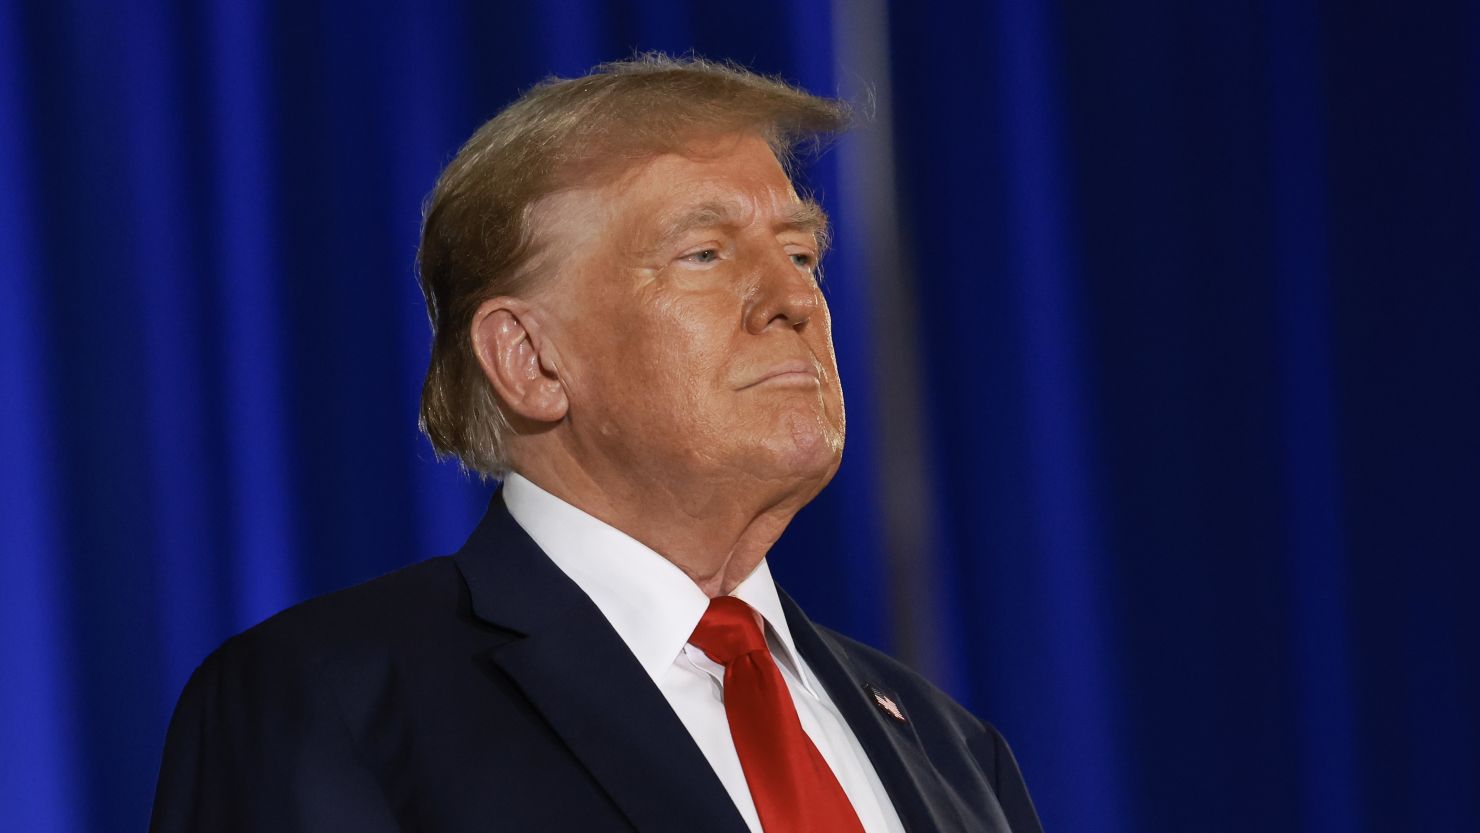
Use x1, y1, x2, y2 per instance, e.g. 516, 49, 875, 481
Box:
501, 472, 804, 684
728, 556, 805, 679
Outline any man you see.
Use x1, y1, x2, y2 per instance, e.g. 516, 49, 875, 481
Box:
151, 55, 1043, 833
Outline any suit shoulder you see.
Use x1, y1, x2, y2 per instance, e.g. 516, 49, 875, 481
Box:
153, 565, 453, 831
215, 555, 469, 672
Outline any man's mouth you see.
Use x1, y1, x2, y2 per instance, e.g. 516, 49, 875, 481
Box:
737, 360, 821, 390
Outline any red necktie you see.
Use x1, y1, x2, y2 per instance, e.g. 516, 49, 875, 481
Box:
688, 596, 867, 833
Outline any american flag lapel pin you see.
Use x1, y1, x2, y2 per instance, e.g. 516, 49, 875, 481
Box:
865, 683, 907, 723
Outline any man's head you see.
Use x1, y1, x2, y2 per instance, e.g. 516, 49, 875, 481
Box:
417, 55, 849, 505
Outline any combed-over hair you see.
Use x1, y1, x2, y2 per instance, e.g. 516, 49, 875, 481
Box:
416, 54, 850, 478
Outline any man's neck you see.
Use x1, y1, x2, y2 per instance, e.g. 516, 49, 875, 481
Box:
507, 458, 812, 597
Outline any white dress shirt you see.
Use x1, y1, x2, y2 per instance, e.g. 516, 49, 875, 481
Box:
502, 473, 905, 833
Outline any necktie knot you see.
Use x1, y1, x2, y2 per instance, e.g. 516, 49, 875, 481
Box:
689, 596, 768, 666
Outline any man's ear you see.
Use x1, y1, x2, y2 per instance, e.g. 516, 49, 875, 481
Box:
470, 297, 569, 424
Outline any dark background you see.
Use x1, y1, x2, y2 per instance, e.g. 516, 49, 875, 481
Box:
3, 1, 1477, 831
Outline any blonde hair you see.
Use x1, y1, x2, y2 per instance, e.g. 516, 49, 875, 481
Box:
416, 54, 850, 477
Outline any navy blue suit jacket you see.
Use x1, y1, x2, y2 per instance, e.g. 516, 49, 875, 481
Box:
150, 495, 1044, 832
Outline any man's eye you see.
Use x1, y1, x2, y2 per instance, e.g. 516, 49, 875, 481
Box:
790, 253, 816, 269
684, 249, 720, 264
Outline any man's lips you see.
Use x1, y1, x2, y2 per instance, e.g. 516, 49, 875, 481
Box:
737, 360, 821, 390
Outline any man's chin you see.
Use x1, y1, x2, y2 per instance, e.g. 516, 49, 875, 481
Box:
752, 418, 844, 491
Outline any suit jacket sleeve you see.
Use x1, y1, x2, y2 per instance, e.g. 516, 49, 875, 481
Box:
149, 638, 402, 833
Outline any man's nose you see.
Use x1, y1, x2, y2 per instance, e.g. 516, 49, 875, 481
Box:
743, 252, 823, 334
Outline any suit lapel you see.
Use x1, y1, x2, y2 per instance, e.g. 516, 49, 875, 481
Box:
454, 495, 749, 833
780, 592, 1014, 833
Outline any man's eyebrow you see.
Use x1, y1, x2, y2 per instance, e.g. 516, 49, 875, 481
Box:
656, 200, 744, 244
780, 200, 830, 252
650, 198, 831, 251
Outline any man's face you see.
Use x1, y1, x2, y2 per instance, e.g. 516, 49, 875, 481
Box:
532, 133, 845, 502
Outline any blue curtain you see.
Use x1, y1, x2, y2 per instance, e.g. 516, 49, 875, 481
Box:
3, 2, 1477, 831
